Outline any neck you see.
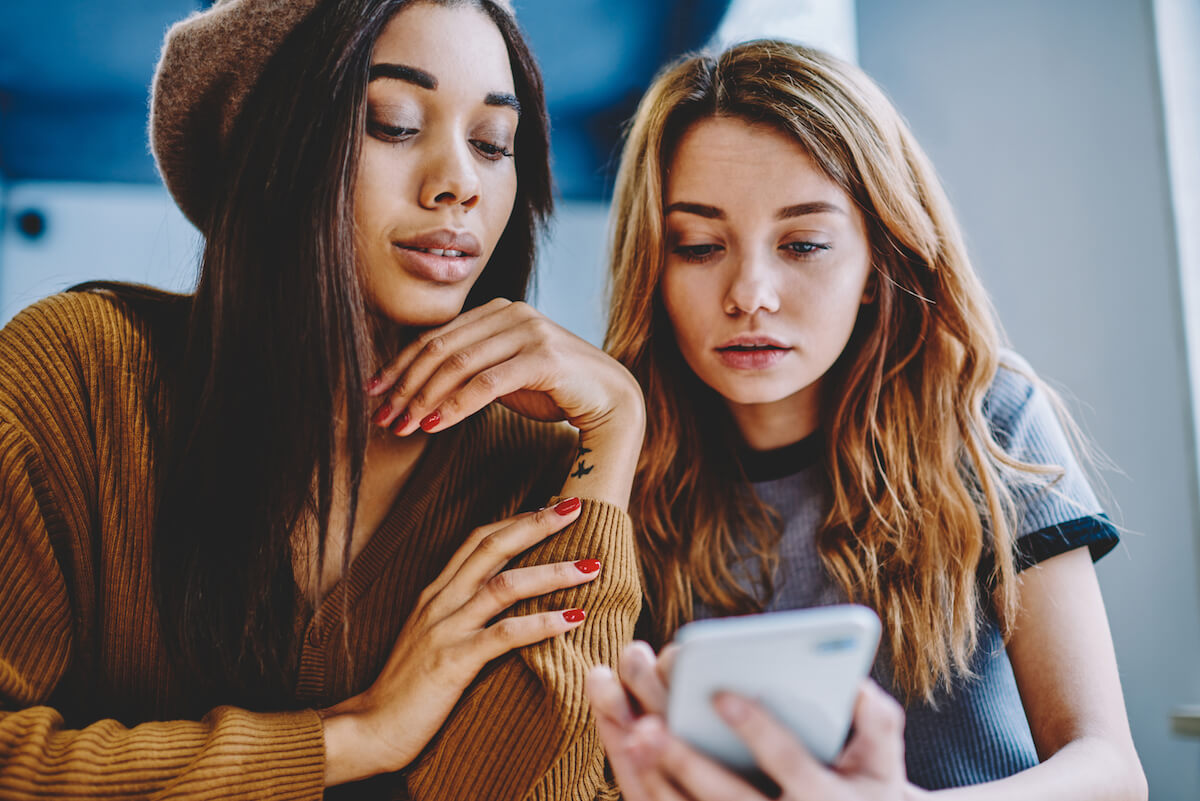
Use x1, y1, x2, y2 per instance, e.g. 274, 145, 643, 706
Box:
724, 382, 821, 451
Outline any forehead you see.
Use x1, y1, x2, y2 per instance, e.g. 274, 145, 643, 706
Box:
666, 117, 845, 205
370, 2, 515, 94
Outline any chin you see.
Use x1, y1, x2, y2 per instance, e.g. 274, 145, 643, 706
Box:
707, 380, 796, 407
371, 290, 471, 330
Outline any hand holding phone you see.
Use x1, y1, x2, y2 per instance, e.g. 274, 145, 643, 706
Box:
667, 604, 881, 772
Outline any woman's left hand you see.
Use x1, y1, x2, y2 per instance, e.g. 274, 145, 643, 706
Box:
368, 298, 645, 505
587, 643, 918, 801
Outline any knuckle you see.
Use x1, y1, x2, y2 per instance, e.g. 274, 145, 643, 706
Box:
473, 369, 500, 393
429, 643, 464, 675
389, 377, 410, 399
486, 570, 518, 602
440, 393, 463, 416
490, 616, 522, 643
446, 348, 473, 373
475, 532, 508, 560
423, 335, 448, 357
524, 315, 554, 340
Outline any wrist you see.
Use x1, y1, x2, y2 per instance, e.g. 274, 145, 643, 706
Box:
320, 702, 396, 787
580, 377, 646, 452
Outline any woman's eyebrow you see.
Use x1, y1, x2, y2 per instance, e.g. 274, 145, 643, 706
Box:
776, 201, 845, 219
367, 63, 519, 115
486, 92, 521, 115
369, 63, 437, 89
665, 201, 724, 219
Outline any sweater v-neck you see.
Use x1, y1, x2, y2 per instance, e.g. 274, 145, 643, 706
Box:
302, 418, 464, 630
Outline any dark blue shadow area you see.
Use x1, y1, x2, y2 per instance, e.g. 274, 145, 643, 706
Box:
0, 0, 724, 196
0, 1, 204, 183
0, 0, 729, 198
517, 0, 730, 198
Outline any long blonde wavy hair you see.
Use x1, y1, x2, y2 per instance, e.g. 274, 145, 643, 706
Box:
607, 40, 1054, 701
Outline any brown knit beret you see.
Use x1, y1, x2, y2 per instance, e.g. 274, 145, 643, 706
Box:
150, 0, 516, 232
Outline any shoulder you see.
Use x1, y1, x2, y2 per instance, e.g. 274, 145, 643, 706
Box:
983, 350, 1036, 425
982, 348, 1064, 453
1, 287, 188, 382
0, 287, 189, 436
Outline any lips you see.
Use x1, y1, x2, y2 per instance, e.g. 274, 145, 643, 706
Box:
392, 229, 482, 283
714, 335, 792, 369
394, 229, 482, 258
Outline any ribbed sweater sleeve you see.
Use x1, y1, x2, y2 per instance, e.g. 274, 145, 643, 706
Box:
0, 294, 325, 800
405, 489, 642, 797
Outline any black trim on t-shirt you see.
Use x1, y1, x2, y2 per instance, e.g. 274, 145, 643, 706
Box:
1013, 513, 1119, 571
739, 432, 823, 482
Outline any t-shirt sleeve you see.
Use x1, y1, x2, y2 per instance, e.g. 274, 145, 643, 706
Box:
0, 295, 327, 800
404, 499, 641, 801
985, 351, 1119, 570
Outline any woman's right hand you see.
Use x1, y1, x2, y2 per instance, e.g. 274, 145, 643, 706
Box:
319, 498, 601, 786
587, 643, 912, 801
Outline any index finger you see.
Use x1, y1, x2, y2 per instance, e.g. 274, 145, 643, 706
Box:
712, 692, 835, 797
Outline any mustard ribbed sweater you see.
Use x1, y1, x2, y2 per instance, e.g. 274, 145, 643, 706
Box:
0, 291, 640, 800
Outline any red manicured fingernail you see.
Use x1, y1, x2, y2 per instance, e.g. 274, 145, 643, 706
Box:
366, 374, 381, 391
563, 609, 586, 623
554, 497, 581, 515
372, 404, 391, 426
391, 411, 409, 435
574, 559, 601, 574
420, 410, 441, 431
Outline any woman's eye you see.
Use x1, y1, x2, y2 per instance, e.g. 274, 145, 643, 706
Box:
471, 139, 514, 160
782, 241, 831, 257
672, 244, 721, 263
368, 121, 417, 142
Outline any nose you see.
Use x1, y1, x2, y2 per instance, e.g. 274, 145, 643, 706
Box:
724, 249, 781, 316
418, 139, 481, 211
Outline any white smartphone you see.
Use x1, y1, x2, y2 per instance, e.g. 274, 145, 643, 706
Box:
666, 604, 881, 772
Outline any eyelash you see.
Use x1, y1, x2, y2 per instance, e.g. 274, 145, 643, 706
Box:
367, 121, 513, 160
670, 241, 831, 263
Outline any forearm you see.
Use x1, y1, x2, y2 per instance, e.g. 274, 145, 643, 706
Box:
919, 736, 1146, 801
0, 705, 324, 800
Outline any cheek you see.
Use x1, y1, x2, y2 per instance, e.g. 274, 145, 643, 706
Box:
484, 170, 518, 241
660, 269, 707, 355
353, 154, 395, 234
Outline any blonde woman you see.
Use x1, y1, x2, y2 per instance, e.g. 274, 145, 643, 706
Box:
587, 40, 1146, 800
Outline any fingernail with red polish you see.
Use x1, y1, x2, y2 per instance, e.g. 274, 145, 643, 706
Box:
554, 497, 581, 515
563, 609, 586, 624
372, 404, 391, 426
420, 410, 441, 431
574, 559, 601, 574
366, 374, 381, 392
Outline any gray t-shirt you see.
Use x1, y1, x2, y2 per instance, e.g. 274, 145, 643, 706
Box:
695, 352, 1119, 789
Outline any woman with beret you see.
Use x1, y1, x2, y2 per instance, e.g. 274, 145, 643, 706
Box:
0, 1, 643, 798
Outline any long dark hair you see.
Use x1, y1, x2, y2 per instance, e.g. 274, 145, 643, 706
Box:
151, 0, 552, 708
